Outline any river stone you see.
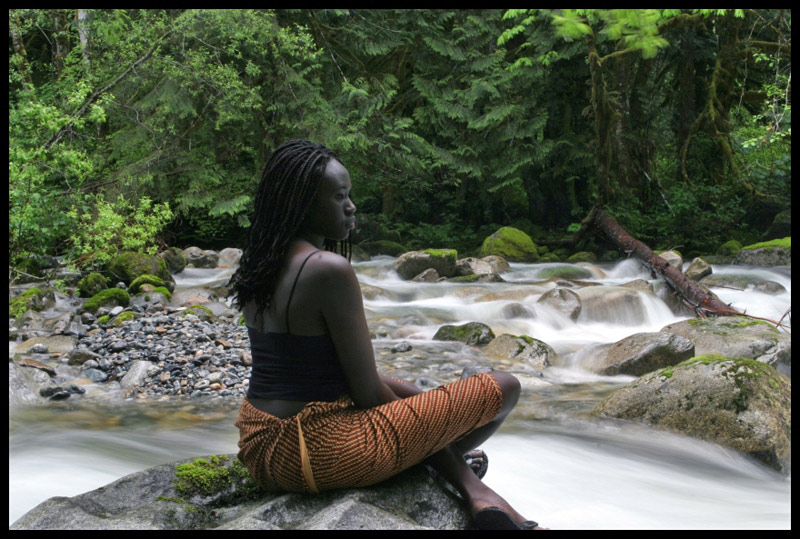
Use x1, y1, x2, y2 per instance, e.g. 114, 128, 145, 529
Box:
685, 257, 712, 281
660, 316, 791, 377
119, 360, 157, 389
480, 255, 511, 274
537, 288, 581, 321
10, 455, 473, 530
217, 248, 243, 268
484, 334, 556, 370
576, 286, 647, 326
412, 268, 440, 282
733, 244, 791, 266
657, 250, 683, 269
699, 274, 786, 295
393, 250, 458, 280
433, 322, 495, 346
585, 332, 695, 376
593, 355, 791, 474
183, 247, 219, 269
9, 362, 54, 408
13, 335, 78, 356
454, 257, 493, 277
170, 288, 219, 308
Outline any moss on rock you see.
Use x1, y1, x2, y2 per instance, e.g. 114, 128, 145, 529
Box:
83, 288, 131, 314
9, 287, 45, 319
129, 274, 169, 295
78, 272, 109, 298
479, 227, 539, 262
107, 251, 171, 286
741, 237, 790, 250
173, 455, 261, 500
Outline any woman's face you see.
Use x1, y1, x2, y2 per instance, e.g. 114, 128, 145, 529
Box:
301, 159, 356, 242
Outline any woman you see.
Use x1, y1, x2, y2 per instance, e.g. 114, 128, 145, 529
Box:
231, 139, 543, 530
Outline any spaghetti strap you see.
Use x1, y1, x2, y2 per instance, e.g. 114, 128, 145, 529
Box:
285, 250, 321, 335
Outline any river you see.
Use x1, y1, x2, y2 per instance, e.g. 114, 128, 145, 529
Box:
8, 257, 791, 529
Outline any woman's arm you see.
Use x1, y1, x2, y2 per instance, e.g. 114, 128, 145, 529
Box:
316, 253, 400, 409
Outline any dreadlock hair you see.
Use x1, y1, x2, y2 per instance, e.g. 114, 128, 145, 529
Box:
230, 139, 351, 317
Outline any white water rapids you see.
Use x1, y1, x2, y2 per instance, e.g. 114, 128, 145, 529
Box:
9, 257, 791, 529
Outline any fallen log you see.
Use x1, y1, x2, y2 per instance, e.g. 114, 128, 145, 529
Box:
590, 209, 739, 317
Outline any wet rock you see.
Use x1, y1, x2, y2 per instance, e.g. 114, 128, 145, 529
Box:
10, 456, 472, 530
537, 288, 581, 321
685, 257, 712, 281
593, 355, 791, 474
660, 316, 791, 377
484, 334, 556, 371
584, 332, 695, 376
393, 250, 458, 280
433, 322, 495, 346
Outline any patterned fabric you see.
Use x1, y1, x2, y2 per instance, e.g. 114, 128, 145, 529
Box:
235, 372, 503, 493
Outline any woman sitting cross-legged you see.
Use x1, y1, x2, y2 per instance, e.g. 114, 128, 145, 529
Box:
230, 139, 545, 530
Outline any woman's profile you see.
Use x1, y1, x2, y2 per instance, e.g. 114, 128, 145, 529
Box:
230, 139, 544, 530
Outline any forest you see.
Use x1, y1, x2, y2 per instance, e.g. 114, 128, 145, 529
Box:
9, 9, 792, 272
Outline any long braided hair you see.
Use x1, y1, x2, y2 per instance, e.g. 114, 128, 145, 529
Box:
230, 139, 351, 316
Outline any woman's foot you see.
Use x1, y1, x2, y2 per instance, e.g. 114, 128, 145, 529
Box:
464, 449, 488, 479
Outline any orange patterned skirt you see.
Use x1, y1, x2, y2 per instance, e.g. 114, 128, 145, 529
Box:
234, 372, 503, 493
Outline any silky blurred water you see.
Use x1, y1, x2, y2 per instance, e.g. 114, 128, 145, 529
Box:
9, 257, 791, 528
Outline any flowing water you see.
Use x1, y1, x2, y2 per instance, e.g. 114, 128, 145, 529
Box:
8, 257, 791, 529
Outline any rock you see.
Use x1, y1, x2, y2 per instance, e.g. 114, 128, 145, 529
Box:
160, 247, 187, 274
699, 273, 786, 294
480, 255, 511, 274
77, 273, 109, 298
454, 257, 493, 277
183, 247, 219, 269
657, 250, 683, 269
576, 286, 648, 326
479, 227, 538, 262
9, 362, 54, 408
584, 332, 695, 376
685, 257, 712, 281
411, 268, 440, 282
15, 358, 57, 377
10, 455, 473, 530
13, 335, 78, 356
536, 288, 581, 321
593, 355, 791, 474
81, 288, 131, 314
68, 347, 101, 366
119, 360, 156, 390
170, 288, 219, 308
660, 316, 791, 377
217, 248, 243, 268
433, 322, 495, 346
500, 303, 535, 319
733, 238, 791, 266
393, 250, 458, 280
107, 251, 172, 286
484, 334, 556, 370
536, 265, 593, 281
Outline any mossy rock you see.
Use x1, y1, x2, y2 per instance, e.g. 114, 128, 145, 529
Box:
536, 265, 593, 280
180, 304, 217, 322
393, 249, 458, 280
433, 322, 495, 346
733, 237, 791, 266
109, 311, 137, 326
594, 354, 791, 473
77, 272, 109, 298
538, 253, 561, 263
566, 251, 597, 263
107, 251, 171, 286
161, 247, 187, 274
479, 227, 539, 262
9, 287, 46, 319
717, 240, 743, 257
82, 288, 131, 314
130, 274, 174, 295
173, 455, 260, 501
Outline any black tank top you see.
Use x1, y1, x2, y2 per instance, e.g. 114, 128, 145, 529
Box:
246, 250, 349, 401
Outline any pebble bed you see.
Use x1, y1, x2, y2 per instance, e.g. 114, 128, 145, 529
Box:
22, 308, 254, 402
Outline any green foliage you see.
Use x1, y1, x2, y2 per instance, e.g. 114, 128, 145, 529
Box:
66, 194, 173, 268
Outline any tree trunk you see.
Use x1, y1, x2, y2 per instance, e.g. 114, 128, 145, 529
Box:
591, 209, 739, 316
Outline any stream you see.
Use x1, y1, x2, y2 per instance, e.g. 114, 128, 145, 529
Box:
8, 257, 791, 529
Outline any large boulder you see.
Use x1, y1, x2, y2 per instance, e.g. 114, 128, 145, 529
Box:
593, 355, 791, 474
393, 249, 458, 280
733, 238, 791, 266
183, 247, 220, 269
479, 227, 538, 262
107, 252, 173, 286
583, 332, 695, 376
660, 316, 791, 377
536, 288, 582, 321
10, 455, 473, 530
